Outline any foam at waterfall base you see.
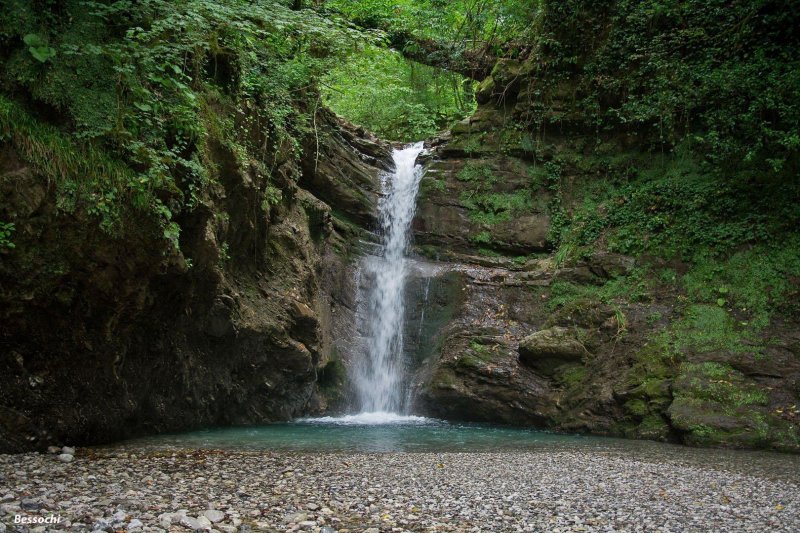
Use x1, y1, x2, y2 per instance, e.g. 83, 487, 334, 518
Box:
297, 411, 436, 426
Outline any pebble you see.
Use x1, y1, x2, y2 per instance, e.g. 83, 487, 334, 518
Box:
0, 448, 797, 532
57, 453, 73, 463
204, 509, 225, 523
179, 515, 202, 530
20, 498, 41, 510
61, 446, 76, 455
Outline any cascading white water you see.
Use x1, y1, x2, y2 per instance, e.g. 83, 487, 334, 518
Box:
352, 142, 426, 415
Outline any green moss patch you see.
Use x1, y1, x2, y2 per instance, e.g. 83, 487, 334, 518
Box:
668, 362, 798, 450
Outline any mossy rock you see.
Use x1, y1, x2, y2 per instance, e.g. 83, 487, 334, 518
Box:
673, 362, 768, 409
635, 414, 672, 441
555, 365, 587, 390
549, 297, 615, 329
667, 363, 800, 450
317, 359, 347, 407
624, 399, 649, 417
518, 327, 585, 376
626, 378, 672, 403
430, 367, 460, 390
457, 339, 508, 370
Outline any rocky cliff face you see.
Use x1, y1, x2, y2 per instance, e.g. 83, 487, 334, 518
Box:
406, 62, 800, 452
0, 109, 390, 453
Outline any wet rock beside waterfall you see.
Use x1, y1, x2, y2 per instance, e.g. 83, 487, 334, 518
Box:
518, 327, 586, 376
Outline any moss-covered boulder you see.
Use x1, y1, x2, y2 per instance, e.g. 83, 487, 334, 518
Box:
518, 327, 586, 376
667, 362, 800, 451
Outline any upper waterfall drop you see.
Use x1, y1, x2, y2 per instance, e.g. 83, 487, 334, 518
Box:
352, 141, 426, 415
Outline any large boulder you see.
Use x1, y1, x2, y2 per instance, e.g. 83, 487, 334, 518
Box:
518, 327, 586, 376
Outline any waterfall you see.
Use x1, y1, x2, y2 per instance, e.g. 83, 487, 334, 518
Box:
352, 142, 425, 415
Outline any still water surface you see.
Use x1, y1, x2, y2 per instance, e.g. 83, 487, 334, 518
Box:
104, 412, 800, 482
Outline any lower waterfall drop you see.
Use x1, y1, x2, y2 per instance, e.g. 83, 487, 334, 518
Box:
352, 142, 426, 416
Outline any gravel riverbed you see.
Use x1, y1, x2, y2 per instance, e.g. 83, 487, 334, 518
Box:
0, 447, 798, 532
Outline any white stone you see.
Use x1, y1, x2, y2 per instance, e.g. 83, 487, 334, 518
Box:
204, 509, 225, 523
179, 515, 202, 530
57, 454, 74, 463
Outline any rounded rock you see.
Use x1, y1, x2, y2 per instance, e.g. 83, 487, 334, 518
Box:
204, 509, 225, 523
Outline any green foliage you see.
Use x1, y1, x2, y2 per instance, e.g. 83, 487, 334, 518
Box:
542, 160, 566, 248
672, 305, 757, 354
683, 239, 800, 329
546, 268, 651, 312
263, 185, 283, 209
325, 0, 542, 57
22, 34, 56, 62
471, 230, 491, 245
536, 0, 800, 179
461, 190, 533, 226
457, 161, 495, 183
0, 0, 367, 246
0, 222, 15, 249
321, 45, 475, 141
454, 161, 535, 230
553, 145, 800, 266
0, 96, 138, 233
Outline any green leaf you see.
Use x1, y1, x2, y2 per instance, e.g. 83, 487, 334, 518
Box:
716, 298, 726, 307
23, 33, 45, 47
23, 34, 56, 62
29, 46, 56, 62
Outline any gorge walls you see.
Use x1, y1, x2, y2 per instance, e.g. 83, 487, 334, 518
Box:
404, 52, 800, 452
0, 108, 391, 453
